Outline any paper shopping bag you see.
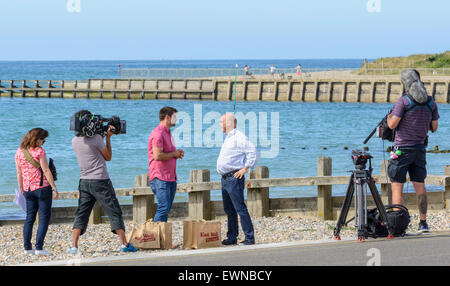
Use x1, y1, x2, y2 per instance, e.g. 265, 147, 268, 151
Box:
128, 219, 160, 249
182, 220, 221, 249
156, 222, 173, 250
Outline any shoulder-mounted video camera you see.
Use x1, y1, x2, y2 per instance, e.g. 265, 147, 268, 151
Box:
70, 113, 126, 137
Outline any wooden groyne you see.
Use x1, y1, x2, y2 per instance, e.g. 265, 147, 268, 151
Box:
1, 78, 450, 103
1, 158, 449, 225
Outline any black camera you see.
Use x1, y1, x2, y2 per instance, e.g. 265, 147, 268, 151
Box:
351, 150, 373, 170
70, 113, 126, 137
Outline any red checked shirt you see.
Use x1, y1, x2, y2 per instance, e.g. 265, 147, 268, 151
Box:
15, 147, 50, 192
148, 123, 177, 182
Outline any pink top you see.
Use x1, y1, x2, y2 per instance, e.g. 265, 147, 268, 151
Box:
15, 147, 50, 192
148, 123, 177, 182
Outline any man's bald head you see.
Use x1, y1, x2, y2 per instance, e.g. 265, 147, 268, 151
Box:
221, 113, 237, 134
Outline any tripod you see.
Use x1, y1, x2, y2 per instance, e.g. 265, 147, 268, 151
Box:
333, 151, 394, 242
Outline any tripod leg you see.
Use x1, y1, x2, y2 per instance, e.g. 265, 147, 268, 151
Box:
356, 182, 368, 242
334, 174, 355, 239
368, 179, 394, 238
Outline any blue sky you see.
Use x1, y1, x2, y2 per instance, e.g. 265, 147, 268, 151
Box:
0, 0, 449, 60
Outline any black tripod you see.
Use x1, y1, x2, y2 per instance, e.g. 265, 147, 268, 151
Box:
333, 150, 394, 242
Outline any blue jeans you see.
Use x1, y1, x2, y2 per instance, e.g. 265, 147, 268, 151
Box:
150, 178, 177, 222
23, 186, 53, 251
221, 175, 255, 242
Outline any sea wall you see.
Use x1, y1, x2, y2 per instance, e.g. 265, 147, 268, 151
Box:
1, 78, 450, 103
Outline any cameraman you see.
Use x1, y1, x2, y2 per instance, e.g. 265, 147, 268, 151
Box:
387, 69, 439, 233
69, 110, 137, 254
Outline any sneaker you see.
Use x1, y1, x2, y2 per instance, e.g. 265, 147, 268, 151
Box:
68, 247, 78, 255
221, 238, 237, 246
121, 243, 138, 252
418, 221, 429, 233
24, 250, 35, 255
35, 249, 52, 256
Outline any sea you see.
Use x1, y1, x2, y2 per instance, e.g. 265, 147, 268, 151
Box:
1, 59, 449, 220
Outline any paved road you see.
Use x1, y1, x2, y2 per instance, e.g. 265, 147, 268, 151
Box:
72, 231, 450, 266
22, 231, 449, 266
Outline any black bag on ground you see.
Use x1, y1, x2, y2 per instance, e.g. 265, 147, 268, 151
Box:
367, 204, 410, 238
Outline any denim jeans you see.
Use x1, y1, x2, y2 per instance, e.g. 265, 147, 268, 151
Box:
149, 178, 177, 222
221, 175, 255, 242
73, 179, 125, 235
23, 186, 53, 251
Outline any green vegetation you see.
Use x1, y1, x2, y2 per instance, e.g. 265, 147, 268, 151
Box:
357, 51, 450, 75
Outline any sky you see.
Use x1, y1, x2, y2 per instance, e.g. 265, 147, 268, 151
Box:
0, 0, 449, 60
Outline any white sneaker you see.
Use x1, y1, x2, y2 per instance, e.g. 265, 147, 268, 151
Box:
24, 250, 35, 255
35, 249, 52, 255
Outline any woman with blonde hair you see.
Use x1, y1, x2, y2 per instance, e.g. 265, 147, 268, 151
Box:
15, 128, 59, 255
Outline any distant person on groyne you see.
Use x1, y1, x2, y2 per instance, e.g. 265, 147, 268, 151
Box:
217, 113, 257, 246
148, 106, 184, 222
296, 64, 303, 76
270, 65, 276, 77
386, 69, 440, 233
244, 65, 251, 77
15, 128, 59, 255
69, 110, 137, 254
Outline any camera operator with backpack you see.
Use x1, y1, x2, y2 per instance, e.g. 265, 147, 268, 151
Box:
386, 69, 439, 233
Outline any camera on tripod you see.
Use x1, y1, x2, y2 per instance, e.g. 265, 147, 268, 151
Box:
70, 113, 126, 138
351, 150, 373, 170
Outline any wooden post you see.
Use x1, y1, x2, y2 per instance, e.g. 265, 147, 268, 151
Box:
212, 80, 218, 100
301, 81, 306, 102
341, 81, 347, 102
273, 81, 278, 101
100, 79, 104, 99
380, 160, 391, 205
445, 166, 450, 209
356, 81, 361, 102
247, 166, 270, 217
22, 80, 26, 97
127, 79, 131, 99
60, 80, 65, 98
445, 82, 450, 103
228, 81, 233, 101
73, 80, 78, 98
87, 79, 91, 98
133, 174, 156, 224
243, 81, 248, 101
371, 81, 376, 103
385, 82, 390, 102
327, 82, 333, 102
314, 81, 319, 102
189, 169, 212, 220
317, 157, 333, 220
258, 81, 263, 101
287, 81, 293, 101
88, 202, 103, 225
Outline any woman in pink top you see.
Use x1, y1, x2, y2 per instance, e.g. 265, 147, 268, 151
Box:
15, 128, 59, 255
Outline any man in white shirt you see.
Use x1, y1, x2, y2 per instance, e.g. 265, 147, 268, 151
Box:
217, 113, 258, 245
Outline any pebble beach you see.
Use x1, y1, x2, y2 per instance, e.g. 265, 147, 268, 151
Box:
1, 210, 449, 266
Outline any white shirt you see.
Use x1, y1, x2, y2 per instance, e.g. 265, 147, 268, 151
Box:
216, 129, 258, 175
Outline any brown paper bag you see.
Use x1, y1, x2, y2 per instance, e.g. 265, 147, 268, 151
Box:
157, 222, 173, 250
183, 220, 221, 249
128, 219, 160, 249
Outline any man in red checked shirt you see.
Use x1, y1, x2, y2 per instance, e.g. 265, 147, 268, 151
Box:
148, 106, 184, 222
